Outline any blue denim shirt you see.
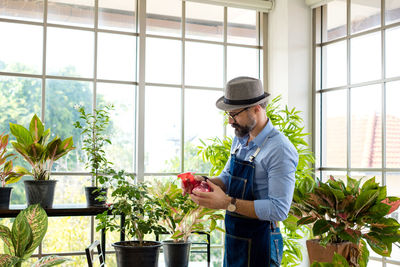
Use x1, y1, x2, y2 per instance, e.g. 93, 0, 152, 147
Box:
219, 120, 298, 221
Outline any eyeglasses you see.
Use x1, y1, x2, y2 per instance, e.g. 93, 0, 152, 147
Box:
225, 107, 249, 121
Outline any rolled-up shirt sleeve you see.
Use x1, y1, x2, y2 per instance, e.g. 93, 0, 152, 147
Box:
254, 141, 298, 221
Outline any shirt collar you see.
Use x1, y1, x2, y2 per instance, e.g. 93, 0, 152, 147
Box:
238, 119, 274, 148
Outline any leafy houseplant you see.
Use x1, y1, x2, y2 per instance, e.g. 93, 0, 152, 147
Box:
74, 104, 113, 206
0, 204, 68, 267
150, 179, 224, 267
197, 95, 314, 266
9, 115, 75, 208
292, 175, 400, 266
0, 133, 24, 209
96, 170, 167, 267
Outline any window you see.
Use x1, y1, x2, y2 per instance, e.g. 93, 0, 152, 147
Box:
0, 0, 264, 265
313, 0, 400, 265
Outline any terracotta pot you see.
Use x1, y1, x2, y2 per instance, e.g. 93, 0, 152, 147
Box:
306, 239, 360, 266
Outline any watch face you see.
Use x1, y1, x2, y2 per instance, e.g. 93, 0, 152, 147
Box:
227, 203, 236, 212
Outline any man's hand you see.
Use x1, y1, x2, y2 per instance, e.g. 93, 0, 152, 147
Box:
181, 175, 204, 196
190, 180, 230, 210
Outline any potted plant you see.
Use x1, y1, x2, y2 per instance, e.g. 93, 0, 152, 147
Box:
150, 179, 224, 267
9, 115, 75, 208
96, 169, 167, 267
0, 204, 69, 267
291, 175, 400, 266
0, 133, 25, 209
74, 104, 114, 207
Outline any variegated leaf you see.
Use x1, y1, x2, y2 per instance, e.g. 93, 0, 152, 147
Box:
21, 204, 48, 260
11, 214, 32, 258
0, 254, 20, 267
29, 114, 44, 143
0, 225, 15, 255
31, 255, 70, 267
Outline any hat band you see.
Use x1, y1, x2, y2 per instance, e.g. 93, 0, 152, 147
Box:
223, 94, 266, 105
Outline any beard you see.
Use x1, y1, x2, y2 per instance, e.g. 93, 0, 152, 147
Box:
232, 115, 257, 138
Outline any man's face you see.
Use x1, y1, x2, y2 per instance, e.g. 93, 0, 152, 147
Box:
226, 107, 257, 137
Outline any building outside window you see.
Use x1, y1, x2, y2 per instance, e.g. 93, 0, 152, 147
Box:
0, 0, 264, 265
313, 0, 400, 265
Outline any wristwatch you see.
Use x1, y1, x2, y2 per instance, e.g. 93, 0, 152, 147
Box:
227, 197, 237, 212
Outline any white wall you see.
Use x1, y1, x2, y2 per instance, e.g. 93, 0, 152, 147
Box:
268, 0, 313, 135
268, 1, 313, 266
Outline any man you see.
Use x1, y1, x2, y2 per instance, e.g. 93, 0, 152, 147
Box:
183, 76, 298, 267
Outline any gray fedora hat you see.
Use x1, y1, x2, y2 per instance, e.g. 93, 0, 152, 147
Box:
216, 76, 270, 111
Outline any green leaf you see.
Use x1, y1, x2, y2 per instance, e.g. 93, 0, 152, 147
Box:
361, 176, 378, 192
0, 254, 20, 267
29, 114, 44, 143
0, 225, 15, 255
21, 204, 48, 259
9, 123, 34, 146
31, 255, 70, 267
12, 214, 32, 258
297, 216, 317, 226
313, 219, 330, 236
364, 232, 391, 256
332, 253, 350, 267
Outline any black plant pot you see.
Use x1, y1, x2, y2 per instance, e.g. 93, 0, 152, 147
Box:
162, 240, 191, 267
0, 187, 12, 209
85, 187, 108, 207
112, 241, 162, 267
24, 180, 57, 208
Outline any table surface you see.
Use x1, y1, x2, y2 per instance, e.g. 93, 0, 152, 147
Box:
0, 204, 108, 218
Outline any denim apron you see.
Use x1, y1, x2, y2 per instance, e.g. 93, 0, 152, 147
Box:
224, 137, 283, 267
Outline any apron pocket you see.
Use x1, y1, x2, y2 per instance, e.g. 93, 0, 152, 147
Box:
225, 234, 251, 267
270, 231, 283, 266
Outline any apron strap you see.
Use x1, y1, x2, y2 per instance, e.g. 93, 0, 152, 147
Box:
249, 136, 270, 162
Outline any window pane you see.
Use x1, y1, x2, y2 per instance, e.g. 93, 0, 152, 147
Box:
46, 27, 94, 78
350, 84, 382, 168
0, 76, 41, 136
145, 86, 181, 173
317, 171, 347, 183
227, 46, 259, 81
350, 32, 381, 84
48, 0, 94, 27
0, 22, 42, 75
52, 176, 89, 204
386, 81, 400, 168
97, 83, 136, 172
0, 0, 43, 22
185, 42, 223, 87
351, 0, 380, 34
99, 0, 136, 32
43, 216, 91, 254
45, 79, 93, 172
146, 37, 181, 84
184, 89, 223, 173
97, 33, 136, 81
147, 0, 181, 37
385, 0, 400, 25
315, 47, 321, 91
186, 2, 223, 42
322, 90, 347, 167
324, 0, 347, 42
315, 93, 321, 169
349, 171, 382, 183
386, 26, 400, 78
323, 40, 347, 89
227, 7, 257, 45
